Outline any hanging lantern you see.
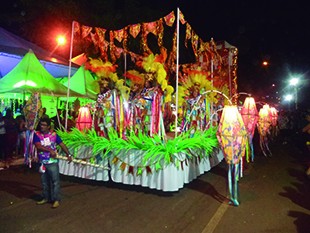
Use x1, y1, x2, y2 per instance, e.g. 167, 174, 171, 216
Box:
240, 96, 258, 162
269, 107, 278, 127
257, 107, 272, 157
217, 105, 248, 206
258, 107, 270, 136
241, 97, 258, 137
76, 106, 92, 131
269, 107, 278, 139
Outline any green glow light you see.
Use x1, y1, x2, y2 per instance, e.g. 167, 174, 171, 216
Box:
13, 80, 37, 88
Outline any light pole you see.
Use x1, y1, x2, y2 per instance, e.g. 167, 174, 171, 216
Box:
289, 77, 299, 110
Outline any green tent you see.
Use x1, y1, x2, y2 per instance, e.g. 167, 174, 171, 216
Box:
63, 65, 99, 100
0, 50, 83, 97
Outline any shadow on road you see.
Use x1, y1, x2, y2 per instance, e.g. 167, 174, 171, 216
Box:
279, 168, 310, 210
187, 178, 228, 203
60, 174, 175, 197
209, 162, 227, 178
0, 180, 41, 200
288, 210, 310, 233
279, 166, 310, 232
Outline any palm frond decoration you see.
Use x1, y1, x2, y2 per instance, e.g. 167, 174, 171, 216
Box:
57, 128, 91, 147
57, 126, 219, 170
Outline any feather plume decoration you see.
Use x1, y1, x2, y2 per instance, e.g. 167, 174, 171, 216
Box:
57, 126, 219, 170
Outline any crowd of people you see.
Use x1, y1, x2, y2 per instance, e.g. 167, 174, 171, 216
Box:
0, 108, 27, 167
0, 106, 78, 168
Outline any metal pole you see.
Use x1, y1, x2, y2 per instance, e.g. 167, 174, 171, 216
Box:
65, 21, 75, 130
174, 8, 180, 138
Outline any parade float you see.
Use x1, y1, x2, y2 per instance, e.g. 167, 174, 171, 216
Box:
43, 8, 243, 192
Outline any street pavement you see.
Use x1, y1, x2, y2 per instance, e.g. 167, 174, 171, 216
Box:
0, 137, 309, 233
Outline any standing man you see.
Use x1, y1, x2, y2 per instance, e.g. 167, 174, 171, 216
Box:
33, 117, 72, 208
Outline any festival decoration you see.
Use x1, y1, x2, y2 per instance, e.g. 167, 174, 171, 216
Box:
217, 105, 248, 206
270, 107, 278, 126
23, 92, 42, 167
240, 96, 258, 162
76, 106, 92, 131
178, 70, 216, 134
57, 127, 218, 173
257, 105, 272, 157
269, 107, 278, 138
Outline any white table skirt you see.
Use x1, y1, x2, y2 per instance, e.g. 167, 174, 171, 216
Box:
59, 146, 224, 192
59, 146, 109, 181
110, 149, 224, 192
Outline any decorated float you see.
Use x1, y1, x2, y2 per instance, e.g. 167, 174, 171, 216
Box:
51, 9, 241, 192
0, 9, 280, 202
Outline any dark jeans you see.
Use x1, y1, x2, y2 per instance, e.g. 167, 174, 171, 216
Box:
41, 163, 60, 202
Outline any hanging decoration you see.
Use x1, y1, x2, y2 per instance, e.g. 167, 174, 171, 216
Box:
217, 105, 248, 206
76, 106, 92, 131
129, 24, 141, 38
23, 92, 42, 167
257, 105, 272, 157
81, 25, 92, 39
240, 96, 258, 162
269, 107, 278, 138
164, 11, 175, 26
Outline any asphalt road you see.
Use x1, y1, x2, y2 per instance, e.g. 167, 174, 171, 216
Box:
0, 137, 309, 233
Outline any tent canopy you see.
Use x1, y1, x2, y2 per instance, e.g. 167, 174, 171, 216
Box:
0, 26, 78, 78
0, 50, 84, 97
63, 65, 99, 100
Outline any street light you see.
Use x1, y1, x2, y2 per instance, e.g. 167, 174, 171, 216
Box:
284, 94, 293, 102
284, 94, 293, 110
289, 77, 299, 110
56, 35, 66, 46
49, 34, 67, 56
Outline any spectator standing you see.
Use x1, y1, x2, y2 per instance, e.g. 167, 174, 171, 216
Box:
33, 117, 72, 208
4, 108, 18, 162
15, 115, 27, 156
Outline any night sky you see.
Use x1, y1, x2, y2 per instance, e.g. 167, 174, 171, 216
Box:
1, 0, 310, 109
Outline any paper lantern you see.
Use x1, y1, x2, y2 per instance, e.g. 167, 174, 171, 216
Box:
76, 107, 92, 131
269, 107, 278, 127
217, 105, 248, 206
240, 97, 258, 162
258, 107, 270, 136
240, 97, 258, 137
257, 107, 272, 157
